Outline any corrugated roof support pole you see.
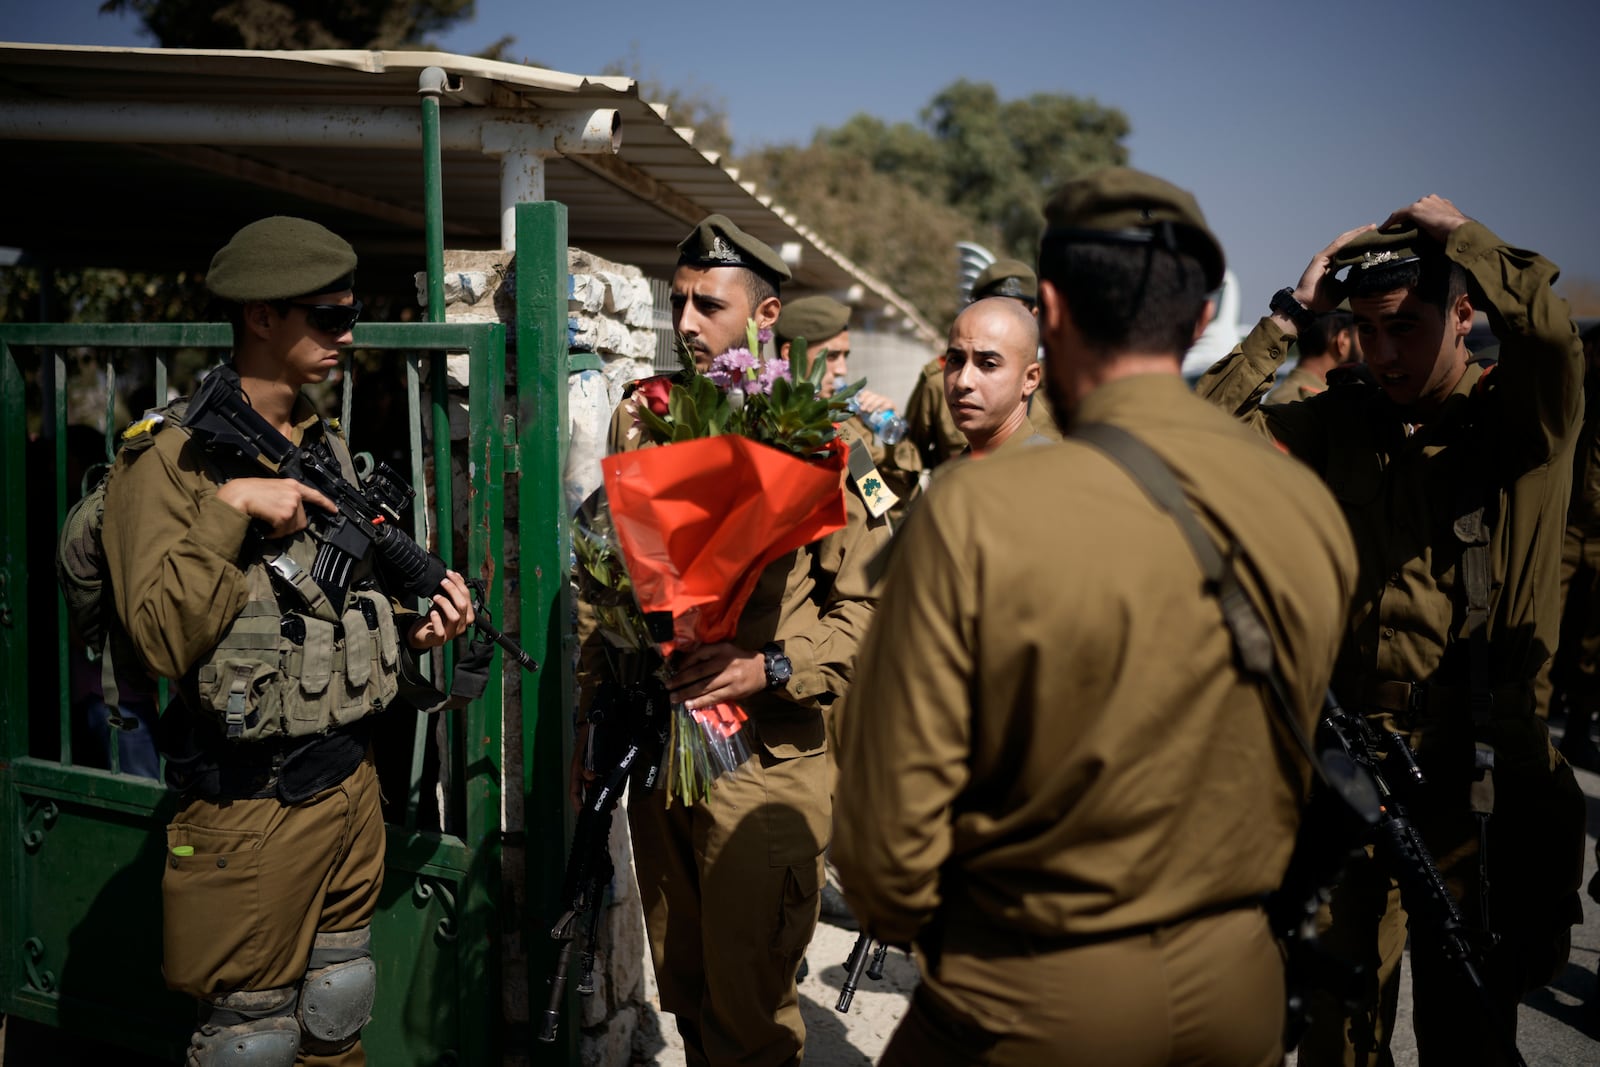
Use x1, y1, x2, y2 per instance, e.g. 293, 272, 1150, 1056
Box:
419, 68, 449, 325
481, 113, 621, 251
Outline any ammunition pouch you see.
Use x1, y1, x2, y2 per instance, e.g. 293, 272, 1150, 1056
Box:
195, 584, 399, 743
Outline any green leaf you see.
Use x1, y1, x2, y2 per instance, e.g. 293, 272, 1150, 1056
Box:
667, 384, 702, 434
636, 402, 675, 443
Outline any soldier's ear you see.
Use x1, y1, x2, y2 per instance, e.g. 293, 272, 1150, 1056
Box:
1021, 358, 1042, 399
243, 300, 276, 342
1449, 292, 1473, 341
754, 294, 781, 333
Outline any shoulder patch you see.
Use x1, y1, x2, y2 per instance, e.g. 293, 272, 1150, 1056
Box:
847, 436, 899, 519
120, 412, 166, 441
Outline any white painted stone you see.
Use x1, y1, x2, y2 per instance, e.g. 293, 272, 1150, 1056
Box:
570, 272, 606, 314
446, 352, 472, 389
596, 271, 633, 316
567, 369, 611, 515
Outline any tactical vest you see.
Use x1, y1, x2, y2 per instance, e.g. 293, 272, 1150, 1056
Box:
187, 426, 401, 742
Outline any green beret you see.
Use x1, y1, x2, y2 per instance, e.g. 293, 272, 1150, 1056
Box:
1329, 225, 1431, 276
676, 214, 792, 289
207, 216, 357, 302
971, 258, 1038, 303
1041, 166, 1225, 291
775, 295, 851, 348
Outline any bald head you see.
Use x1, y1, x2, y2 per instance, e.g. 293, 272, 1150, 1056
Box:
943, 297, 1042, 457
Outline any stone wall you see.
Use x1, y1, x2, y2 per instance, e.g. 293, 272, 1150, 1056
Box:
415, 247, 656, 1066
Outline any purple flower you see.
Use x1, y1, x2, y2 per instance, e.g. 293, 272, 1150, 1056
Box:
707, 347, 757, 390
757, 327, 773, 344
750, 358, 791, 395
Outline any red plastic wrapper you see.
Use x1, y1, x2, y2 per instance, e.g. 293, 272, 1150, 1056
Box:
601, 434, 847, 802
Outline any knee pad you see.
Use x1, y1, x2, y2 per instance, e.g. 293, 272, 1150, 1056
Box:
297, 927, 377, 1054
188, 987, 300, 1067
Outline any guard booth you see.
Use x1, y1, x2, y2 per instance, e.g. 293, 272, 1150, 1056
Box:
0, 203, 575, 1062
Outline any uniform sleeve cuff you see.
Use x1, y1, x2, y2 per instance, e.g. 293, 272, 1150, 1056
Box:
192, 493, 252, 560
1444, 219, 1501, 267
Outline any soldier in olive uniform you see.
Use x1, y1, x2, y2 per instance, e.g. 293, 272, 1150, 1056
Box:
1553, 322, 1600, 771
572, 216, 890, 1066
1197, 197, 1588, 1065
834, 167, 1358, 1066
103, 217, 474, 1065
775, 295, 923, 520
1263, 310, 1359, 405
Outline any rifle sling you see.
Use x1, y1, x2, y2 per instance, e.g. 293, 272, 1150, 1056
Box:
1073, 422, 1331, 794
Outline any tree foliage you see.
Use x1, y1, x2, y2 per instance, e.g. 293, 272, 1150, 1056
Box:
99, 0, 474, 50
822, 79, 1130, 262
741, 80, 1130, 327
737, 144, 1000, 329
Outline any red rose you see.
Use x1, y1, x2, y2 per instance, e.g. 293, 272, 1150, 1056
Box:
635, 375, 673, 416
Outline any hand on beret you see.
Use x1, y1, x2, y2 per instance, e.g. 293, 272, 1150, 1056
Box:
1379, 195, 1472, 245
1293, 223, 1378, 313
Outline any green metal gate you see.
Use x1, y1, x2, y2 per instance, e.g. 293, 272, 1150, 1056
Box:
0, 201, 574, 1063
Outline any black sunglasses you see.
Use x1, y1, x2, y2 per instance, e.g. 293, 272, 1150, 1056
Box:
276, 299, 363, 336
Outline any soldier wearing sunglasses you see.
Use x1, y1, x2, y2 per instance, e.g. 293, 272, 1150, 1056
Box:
102, 216, 474, 1065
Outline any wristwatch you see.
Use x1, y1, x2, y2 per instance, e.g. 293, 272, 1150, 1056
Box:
760, 642, 792, 690
1269, 287, 1317, 334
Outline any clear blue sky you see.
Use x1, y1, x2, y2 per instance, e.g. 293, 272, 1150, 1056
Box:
5, 0, 1598, 321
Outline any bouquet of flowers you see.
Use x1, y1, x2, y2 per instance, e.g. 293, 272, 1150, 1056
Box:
578, 323, 859, 805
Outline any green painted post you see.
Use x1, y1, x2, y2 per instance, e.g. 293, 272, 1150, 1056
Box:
515, 200, 574, 1062
455, 321, 507, 1064
1, 340, 29, 1005
49, 350, 71, 766
419, 68, 448, 328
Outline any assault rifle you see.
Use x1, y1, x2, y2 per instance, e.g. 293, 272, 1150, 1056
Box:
836, 933, 888, 1013
1276, 692, 1526, 1067
183, 366, 538, 675
538, 678, 670, 1044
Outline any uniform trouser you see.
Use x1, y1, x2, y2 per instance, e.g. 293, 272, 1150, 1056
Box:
628, 748, 830, 1067
880, 907, 1284, 1067
162, 756, 386, 1067
1296, 720, 1586, 1067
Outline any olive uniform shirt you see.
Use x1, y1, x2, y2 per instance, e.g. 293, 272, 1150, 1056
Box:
105, 398, 322, 681
843, 411, 923, 525
1568, 364, 1600, 534
834, 373, 1357, 948
1264, 364, 1327, 405
903, 357, 965, 471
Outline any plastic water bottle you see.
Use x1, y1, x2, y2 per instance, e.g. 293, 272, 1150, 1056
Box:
837, 377, 907, 445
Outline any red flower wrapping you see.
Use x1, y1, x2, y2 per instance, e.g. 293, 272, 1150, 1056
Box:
601, 435, 848, 801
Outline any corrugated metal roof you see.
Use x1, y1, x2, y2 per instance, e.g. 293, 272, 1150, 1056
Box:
0, 43, 935, 340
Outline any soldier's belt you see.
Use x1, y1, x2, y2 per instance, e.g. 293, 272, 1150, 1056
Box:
937, 896, 1263, 958
1364, 680, 1535, 727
